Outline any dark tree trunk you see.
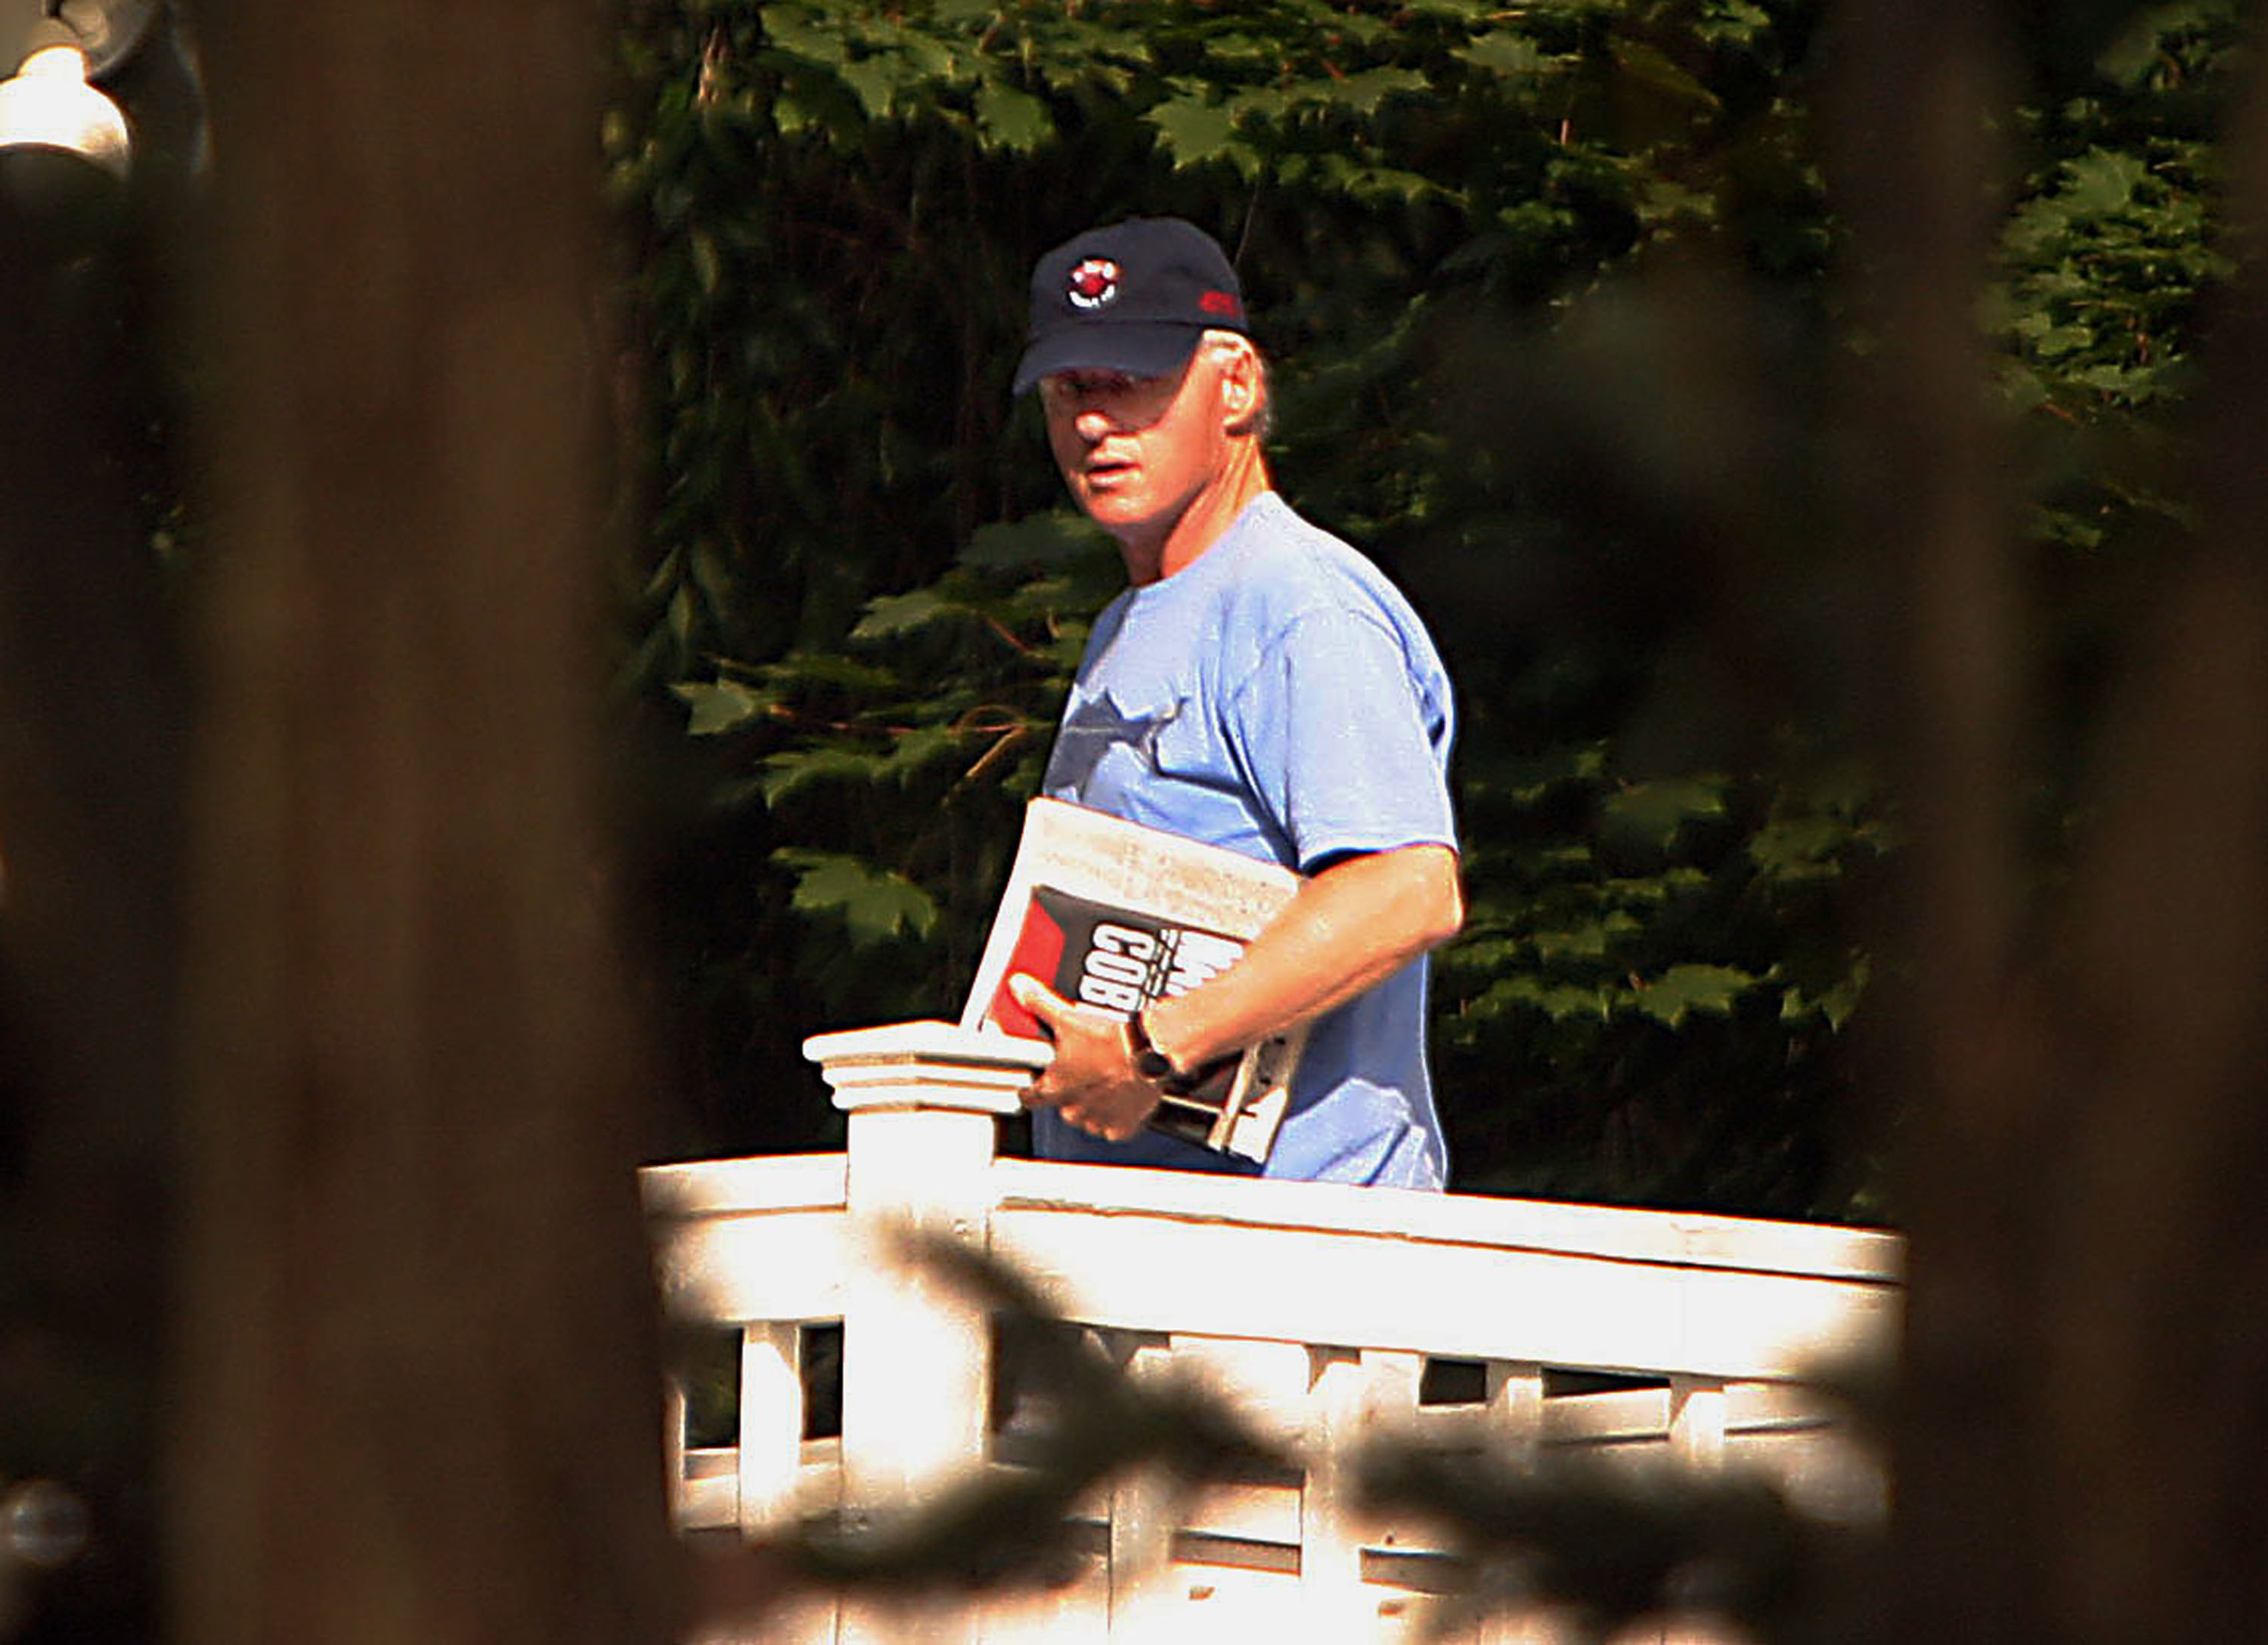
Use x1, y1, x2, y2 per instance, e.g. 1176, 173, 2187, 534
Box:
1835, 4, 2268, 1638
169, 5, 681, 1641
0, 169, 186, 1645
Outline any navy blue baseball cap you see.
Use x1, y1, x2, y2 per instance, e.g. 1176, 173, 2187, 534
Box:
1012, 217, 1250, 395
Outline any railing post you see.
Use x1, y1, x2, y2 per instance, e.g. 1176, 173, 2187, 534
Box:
804, 1021, 1049, 1522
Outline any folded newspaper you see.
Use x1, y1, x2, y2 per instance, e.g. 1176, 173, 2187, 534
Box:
961, 798, 1305, 1163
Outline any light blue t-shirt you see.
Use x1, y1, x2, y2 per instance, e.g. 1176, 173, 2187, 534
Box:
1034, 492, 1458, 1188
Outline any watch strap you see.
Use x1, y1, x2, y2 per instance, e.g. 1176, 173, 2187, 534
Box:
1127, 1006, 1201, 1096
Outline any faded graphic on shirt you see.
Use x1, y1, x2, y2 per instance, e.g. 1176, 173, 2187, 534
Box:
1043, 692, 1183, 800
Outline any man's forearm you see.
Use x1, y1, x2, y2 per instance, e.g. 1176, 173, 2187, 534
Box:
1141, 842, 1463, 1073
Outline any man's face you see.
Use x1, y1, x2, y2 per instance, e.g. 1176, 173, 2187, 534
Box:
1040, 347, 1229, 544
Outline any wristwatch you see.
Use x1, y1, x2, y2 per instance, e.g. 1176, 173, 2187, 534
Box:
1126, 1005, 1201, 1097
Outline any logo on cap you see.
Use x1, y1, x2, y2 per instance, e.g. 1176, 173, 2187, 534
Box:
1066, 257, 1120, 310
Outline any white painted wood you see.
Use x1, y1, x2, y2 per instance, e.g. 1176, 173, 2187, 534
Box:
838, 1106, 996, 1516
1667, 1377, 1727, 1470
641, 1151, 849, 1218
672, 1450, 740, 1534
1168, 1474, 1301, 1547
800, 1023, 1043, 1530
1168, 1334, 1312, 1449
737, 1323, 804, 1530
652, 1207, 852, 1322
1106, 1335, 1179, 1635
662, 1376, 696, 1533
636, 1018, 1907, 1641
805, 1018, 1050, 1115
1304, 1348, 1369, 1617
989, 1157, 1901, 1281
989, 1199, 1896, 1381
1488, 1362, 1547, 1464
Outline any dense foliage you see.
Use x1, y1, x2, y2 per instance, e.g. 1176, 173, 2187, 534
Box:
607, 0, 2239, 1216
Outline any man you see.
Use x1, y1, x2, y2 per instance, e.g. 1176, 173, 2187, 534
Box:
1006, 217, 1465, 1191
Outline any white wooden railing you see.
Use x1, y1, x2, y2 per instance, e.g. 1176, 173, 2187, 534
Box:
642, 1021, 1903, 1643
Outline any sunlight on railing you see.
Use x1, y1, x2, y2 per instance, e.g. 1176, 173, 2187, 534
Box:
643, 1021, 1901, 1643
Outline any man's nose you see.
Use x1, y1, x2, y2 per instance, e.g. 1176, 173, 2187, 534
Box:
1074, 404, 1117, 440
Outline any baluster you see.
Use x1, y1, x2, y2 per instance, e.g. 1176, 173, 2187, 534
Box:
1107, 1334, 1179, 1632
662, 1375, 695, 1533
1306, 1347, 1421, 1623
1667, 1374, 1727, 1470
1486, 1360, 1547, 1465
1305, 1348, 1368, 1615
737, 1321, 804, 1532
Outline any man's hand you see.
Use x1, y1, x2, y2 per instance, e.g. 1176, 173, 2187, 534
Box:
1011, 974, 1161, 1142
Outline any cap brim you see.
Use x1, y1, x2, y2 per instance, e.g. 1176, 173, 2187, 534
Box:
1011, 323, 1208, 396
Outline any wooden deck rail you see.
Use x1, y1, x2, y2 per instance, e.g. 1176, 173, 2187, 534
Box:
642, 1021, 1904, 1642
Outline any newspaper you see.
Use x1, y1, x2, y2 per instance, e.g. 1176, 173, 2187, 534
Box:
961, 798, 1305, 1163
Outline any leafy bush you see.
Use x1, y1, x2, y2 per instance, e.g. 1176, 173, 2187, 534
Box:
609, 0, 2238, 1215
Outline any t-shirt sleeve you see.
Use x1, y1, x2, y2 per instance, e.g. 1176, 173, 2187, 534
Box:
1225, 606, 1457, 874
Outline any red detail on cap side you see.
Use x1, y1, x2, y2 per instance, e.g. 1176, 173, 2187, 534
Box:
1198, 290, 1241, 318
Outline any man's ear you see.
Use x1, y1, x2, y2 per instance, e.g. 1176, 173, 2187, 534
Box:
1219, 339, 1266, 434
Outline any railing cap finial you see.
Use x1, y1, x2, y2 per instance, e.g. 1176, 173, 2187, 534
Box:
804, 1018, 1052, 1116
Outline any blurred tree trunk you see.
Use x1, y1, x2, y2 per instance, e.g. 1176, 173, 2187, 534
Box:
1838, 3, 2268, 1637
169, 5, 681, 1642
0, 202, 184, 1637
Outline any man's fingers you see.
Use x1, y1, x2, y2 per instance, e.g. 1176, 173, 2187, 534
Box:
1009, 972, 1067, 1031
1012, 976, 1068, 1108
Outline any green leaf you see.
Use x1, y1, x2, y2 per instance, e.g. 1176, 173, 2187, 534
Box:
877, 724, 965, 783
760, 746, 887, 807
764, 652, 899, 693
2060, 148, 2150, 215
838, 55, 900, 121
852, 587, 961, 641
1783, 953, 1869, 1030
1223, 85, 1292, 126
1329, 66, 1430, 117
1147, 95, 1240, 166
961, 513, 1106, 571
1470, 974, 1619, 1024
1456, 32, 1544, 78
1634, 963, 1756, 1028
2096, 3, 2202, 85
974, 77, 1052, 151
1600, 776, 1727, 847
1747, 814, 1853, 877
1527, 915, 1640, 962
671, 679, 777, 736
775, 849, 939, 946
761, 5, 847, 66
689, 228, 723, 295
1609, 36, 1721, 116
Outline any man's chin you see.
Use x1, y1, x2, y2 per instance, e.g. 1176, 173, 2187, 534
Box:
1078, 491, 1152, 529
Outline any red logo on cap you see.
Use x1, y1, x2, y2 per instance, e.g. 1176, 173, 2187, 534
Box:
1199, 290, 1241, 318
1067, 258, 1120, 310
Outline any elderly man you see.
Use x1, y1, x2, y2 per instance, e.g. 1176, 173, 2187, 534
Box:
1005, 217, 1464, 1191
